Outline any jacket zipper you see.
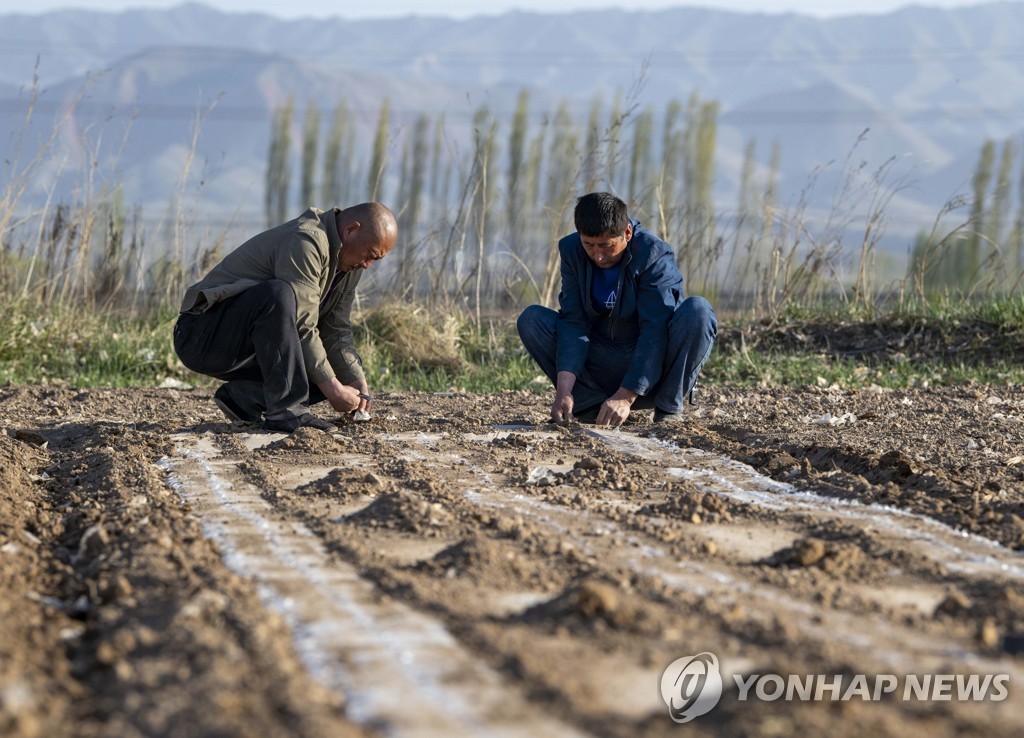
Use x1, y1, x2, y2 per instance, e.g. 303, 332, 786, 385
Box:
609, 248, 632, 342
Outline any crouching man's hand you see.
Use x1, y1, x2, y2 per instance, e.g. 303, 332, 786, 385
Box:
348, 378, 372, 413
317, 377, 362, 413
596, 387, 637, 428
551, 392, 575, 423
551, 371, 577, 422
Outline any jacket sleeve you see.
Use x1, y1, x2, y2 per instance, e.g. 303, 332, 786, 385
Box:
554, 240, 592, 377
271, 232, 335, 386
620, 251, 682, 395
319, 273, 367, 386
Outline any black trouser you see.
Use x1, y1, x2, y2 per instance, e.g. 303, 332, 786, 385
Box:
173, 280, 322, 423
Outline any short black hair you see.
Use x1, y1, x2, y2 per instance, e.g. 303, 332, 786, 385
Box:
574, 192, 629, 237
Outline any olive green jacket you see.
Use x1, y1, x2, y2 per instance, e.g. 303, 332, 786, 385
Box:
179, 207, 365, 387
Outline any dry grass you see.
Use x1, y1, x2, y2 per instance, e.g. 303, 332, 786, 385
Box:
357, 304, 466, 374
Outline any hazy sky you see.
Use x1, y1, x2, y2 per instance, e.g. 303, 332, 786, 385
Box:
0, 0, 995, 19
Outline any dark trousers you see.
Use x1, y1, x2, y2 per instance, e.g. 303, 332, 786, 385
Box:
517, 296, 717, 414
173, 280, 323, 423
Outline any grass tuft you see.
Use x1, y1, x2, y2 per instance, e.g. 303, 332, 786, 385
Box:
0, 299, 182, 387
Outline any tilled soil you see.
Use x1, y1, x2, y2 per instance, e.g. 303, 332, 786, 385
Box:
1, 382, 1023, 737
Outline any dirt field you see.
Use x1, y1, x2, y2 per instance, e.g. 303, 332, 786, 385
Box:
2, 381, 1023, 737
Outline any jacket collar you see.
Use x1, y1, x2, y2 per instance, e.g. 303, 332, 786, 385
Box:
325, 207, 344, 259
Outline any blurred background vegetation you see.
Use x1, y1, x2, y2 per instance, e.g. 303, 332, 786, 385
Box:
2, 84, 1023, 391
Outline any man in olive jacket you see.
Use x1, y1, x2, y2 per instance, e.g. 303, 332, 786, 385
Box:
174, 203, 397, 433
518, 192, 717, 427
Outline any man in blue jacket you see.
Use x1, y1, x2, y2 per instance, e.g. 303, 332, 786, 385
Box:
518, 192, 717, 427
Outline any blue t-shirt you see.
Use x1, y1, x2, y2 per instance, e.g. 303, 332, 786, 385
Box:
590, 263, 621, 314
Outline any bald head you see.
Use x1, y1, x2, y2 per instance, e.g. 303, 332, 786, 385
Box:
335, 202, 398, 272
339, 202, 397, 242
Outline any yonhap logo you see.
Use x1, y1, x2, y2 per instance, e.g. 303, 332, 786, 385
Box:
658, 651, 1010, 724
659, 652, 724, 723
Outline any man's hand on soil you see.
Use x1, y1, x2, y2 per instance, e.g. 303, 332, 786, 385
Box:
595, 388, 637, 428
551, 392, 575, 423
318, 378, 361, 413
551, 371, 578, 422
348, 379, 372, 413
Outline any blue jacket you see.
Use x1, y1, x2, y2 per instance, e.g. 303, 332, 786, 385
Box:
555, 221, 684, 396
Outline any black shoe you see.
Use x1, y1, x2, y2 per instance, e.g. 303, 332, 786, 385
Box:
263, 413, 335, 433
653, 408, 684, 425
214, 384, 258, 423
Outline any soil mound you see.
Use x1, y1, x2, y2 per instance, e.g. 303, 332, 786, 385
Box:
521, 578, 639, 629
424, 535, 557, 590
0, 434, 75, 738
259, 427, 343, 455
293, 468, 386, 497
640, 484, 733, 523
344, 491, 451, 534
763, 534, 878, 579
0, 434, 40, 502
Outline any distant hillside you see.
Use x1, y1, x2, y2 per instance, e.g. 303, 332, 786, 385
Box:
2, 1, 1023, 262
5, 2, 1023, 112
12, 44, 502, 208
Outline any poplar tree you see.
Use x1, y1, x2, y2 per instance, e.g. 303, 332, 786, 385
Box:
264, 96, 294, 227
581, 95, 603, 193
659, 98, 684, 241
506, 89, 530, 251
321, 101, 352, 206
681, 92, 720, 279
368, 99, 391, 201
300, 100, 320, 209
731, 138, 758, 292
397, 114, 431, 287
407, 114, 430, 243
629, 107, 655, 222
755, 141, 781, 315
737, 139, 757, 237
605, 90, 623, 192
966, 139, 995, 283
430, 114, 447, 222
988, 140, 1015, 286
394, 132, 413, 287
1014, 143, 1024, 278
522, 120, 548, 261
540, 101, 580, 306
395, 132, 412, 240
470, 106, 498, 313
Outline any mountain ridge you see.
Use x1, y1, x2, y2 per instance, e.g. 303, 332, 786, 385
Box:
2, 2, 1021, 257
